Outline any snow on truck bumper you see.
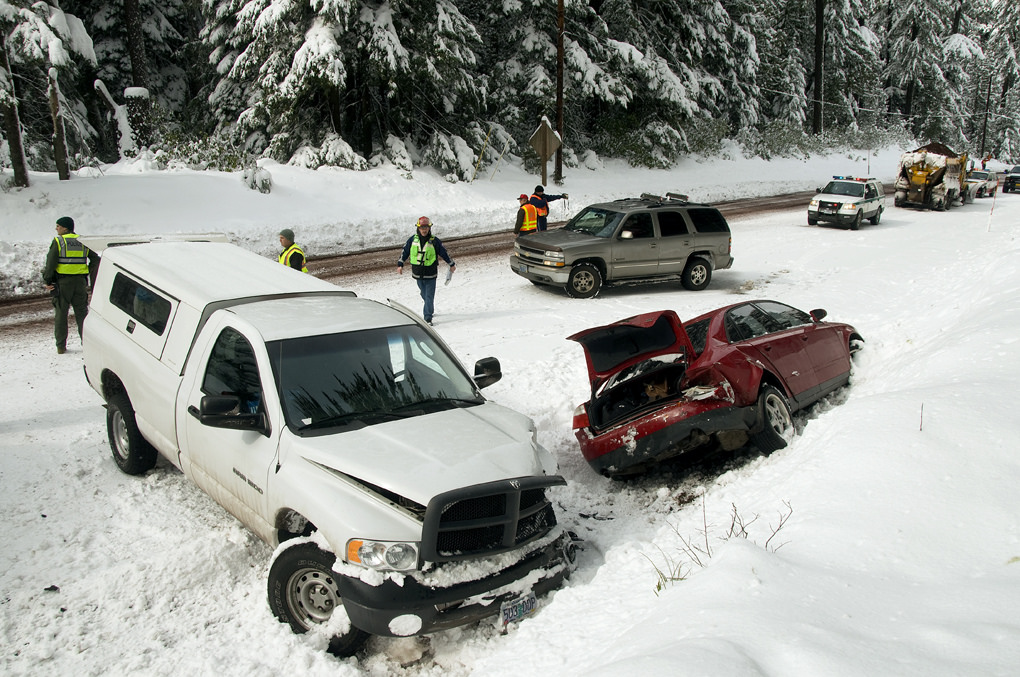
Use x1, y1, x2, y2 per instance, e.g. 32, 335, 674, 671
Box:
338, 530, 576, 637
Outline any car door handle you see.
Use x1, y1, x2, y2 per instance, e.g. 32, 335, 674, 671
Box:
188, 405, 200, 419
801, 336, 809, 342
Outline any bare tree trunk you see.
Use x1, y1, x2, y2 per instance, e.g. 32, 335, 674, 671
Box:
123, 0, 149, 86
553, 0, 564, 185
48, 68, 70, 180
0, 33, 29, 187
812, 0, 825, 134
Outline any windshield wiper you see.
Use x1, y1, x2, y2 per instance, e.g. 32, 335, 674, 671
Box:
389, 396, 482, 414
299, 410, 411, 431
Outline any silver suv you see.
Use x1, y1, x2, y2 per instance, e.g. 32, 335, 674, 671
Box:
510, 193, 734, 298
808, 176, 885, 229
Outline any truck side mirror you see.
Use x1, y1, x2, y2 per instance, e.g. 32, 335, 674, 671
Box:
474, 357, 502, 389
199, 395, 269, 435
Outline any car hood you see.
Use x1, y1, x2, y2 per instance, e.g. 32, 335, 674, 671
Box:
816, 191, 863, 204
567, 310, 694, 390
290, 402, 554, 505
517, 228, 604, 249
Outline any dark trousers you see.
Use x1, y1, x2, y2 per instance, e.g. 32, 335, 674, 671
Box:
52, 275, 89, 348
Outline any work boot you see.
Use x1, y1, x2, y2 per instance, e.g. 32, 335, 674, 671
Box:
57, 346, 66, 354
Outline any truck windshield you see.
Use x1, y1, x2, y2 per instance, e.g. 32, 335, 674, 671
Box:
267, 326, 483, 434
822, 181, 865, 197
564, 207, 626, 238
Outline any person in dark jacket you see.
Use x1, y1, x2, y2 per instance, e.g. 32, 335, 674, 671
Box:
278, 228, 308, 272
397, 216, 455, 325
42, 216, 99, 354
529, 185, 568, 231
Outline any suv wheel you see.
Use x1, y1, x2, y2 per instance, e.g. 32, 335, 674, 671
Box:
681, 258, 712, 291
870, 207, 882, 225
849, 212, 862, 230
566, 263, 602, 298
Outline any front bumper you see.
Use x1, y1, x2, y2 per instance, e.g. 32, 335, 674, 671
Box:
808, 207, 860, 225
336, 531, 575, 637
577, 401, 756, 477
509, 254, 571, 285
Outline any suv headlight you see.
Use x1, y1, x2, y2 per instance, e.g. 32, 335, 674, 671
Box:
347, 539, 419, 571
841, 203, 858, 211
542, 251, 565, 267
809, 199, 819, 207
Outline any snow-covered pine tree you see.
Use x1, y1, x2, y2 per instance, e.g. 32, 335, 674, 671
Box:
0, 0, 96, 182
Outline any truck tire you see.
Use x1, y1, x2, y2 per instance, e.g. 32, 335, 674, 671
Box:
870, 207, 882, 225
107, 393, 157, 475
681, 258, 712, 291
750, 386, 795, 453
268, 542, 369, 657
850, 212, 862, 230
566, 263, 602, 298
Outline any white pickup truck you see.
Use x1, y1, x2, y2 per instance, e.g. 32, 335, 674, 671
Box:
82, 242, 574, 655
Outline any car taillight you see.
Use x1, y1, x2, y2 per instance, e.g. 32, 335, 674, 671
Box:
572, 403, 590, 430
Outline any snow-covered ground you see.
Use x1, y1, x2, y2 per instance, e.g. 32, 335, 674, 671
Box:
2, 149, 1019, 676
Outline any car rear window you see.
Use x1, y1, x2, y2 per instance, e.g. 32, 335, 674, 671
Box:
687, 208, 730, 233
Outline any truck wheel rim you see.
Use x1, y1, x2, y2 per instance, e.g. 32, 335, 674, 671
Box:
112, 411, 130, 460
287, 567, 339, 628
573, 272, 594, 293
691, 266, 707, 284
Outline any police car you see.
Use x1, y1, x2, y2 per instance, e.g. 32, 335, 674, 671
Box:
807, 176, 885, 230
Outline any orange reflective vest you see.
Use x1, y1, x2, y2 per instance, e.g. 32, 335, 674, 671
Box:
518, 203, 538, 232
530, 194, 549, 217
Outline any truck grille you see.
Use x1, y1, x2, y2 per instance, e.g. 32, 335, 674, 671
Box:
420, 477, 565, 562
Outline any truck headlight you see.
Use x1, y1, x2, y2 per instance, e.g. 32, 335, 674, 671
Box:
542, 251, 565, 267
347, 539, 419, 571
809, 199, 818, 207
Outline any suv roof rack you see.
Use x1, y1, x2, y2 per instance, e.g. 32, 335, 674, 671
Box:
639, 192, 690, 204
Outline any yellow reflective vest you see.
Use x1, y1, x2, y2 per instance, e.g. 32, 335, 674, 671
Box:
279, 243, 308, 272
54, 233, 90, 275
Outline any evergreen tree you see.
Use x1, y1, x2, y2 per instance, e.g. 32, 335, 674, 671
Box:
0, 0, 96, 182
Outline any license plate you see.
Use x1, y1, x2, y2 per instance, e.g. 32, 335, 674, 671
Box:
498, 591, 538, 629
822, 207, 836, 213
516, 263, 529, 273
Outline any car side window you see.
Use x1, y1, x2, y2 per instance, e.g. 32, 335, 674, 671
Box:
865, 185, 876, 199
725, 304, 782, 342
687, 208, 729, 233
657, 211, 689, 237
621, 213, 654, 239
202, 327, 263, 413
754, 301, 812, 330
110, 273, 172, 335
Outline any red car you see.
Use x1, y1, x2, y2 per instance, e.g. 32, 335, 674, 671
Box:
568, 300, 862, 478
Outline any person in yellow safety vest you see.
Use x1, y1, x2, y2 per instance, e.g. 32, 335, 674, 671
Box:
396, 216, 456, 325
515, 194, 538, 235
528, 185, 568, 231
42, 216, 99, 354
278, 228, 308, 272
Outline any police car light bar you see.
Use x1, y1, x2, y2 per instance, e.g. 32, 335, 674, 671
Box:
832, 176, 876, 182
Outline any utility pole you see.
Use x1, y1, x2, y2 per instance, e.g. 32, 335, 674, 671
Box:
554, 0, 565, 184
